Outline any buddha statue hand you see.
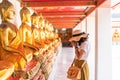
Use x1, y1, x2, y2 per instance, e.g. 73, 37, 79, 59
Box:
17, 43, 25, 53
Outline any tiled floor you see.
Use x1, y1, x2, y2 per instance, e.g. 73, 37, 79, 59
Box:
48, 47, 93, 80
54, 47, 74, 80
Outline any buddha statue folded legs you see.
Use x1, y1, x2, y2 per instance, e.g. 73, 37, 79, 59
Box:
0, 51, 26, 70
0, 60, 14, 80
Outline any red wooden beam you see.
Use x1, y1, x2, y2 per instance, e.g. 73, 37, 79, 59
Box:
22, 0, 94, 2
47, 18, 80, 23
32, 7, 86, 13
49, 20, 80, 23
43, 14, 86, 18
79, 0, 106, 23
53, 25, 76, 29
40, 11, 85, 15
112, 2, 120, 9
21, 1, 96, 7
46, 17, 81, 20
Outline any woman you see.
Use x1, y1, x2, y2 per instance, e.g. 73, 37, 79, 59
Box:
69, 30, 90, 80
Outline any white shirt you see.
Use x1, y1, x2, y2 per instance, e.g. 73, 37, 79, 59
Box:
75, 40, 90, 60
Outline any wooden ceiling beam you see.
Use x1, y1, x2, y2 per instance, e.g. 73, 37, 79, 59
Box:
52, 23, 77, 28
79, 0, 106, 23
46, 17, 80, 20
53, 24, 76, 28
22, 0, 94, 2
52, 22, 77, 25
40, 11, 85, 15
43, 15, 86, 18
47, 20, 80, 25
21, 1, 96, 7
52, 22, 78, 25
41, 12, 86, 20
47, 22, 80, 25
49, 20, 80, 23
54, 26, 73, 29
46, 18, 81, 25
49, 19, 80, 22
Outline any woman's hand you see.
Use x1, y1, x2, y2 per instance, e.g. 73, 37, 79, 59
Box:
71, 41, 77, 47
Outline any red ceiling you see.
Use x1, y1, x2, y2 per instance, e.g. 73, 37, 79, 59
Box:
22, 0, 94, 2
21, 0, 105, 28
32, 6, 87, 12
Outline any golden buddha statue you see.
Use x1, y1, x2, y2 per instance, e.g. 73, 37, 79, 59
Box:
39, 13, 45, 30
31, 12, 45, 48
38, 15, 46, 42
38, 15, 48, 47
48, 24, 61, 50
0, 0, 26, 69
54, 29, 61, 43
44, 20, 51, 44
49, 23, 55, 40
31, 12, 39, 29
55, 29, 59, 39
19, 7, 39, 51
31, 12, 48, 59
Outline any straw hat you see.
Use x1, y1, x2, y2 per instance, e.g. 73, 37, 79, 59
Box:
69, 30, 89, 42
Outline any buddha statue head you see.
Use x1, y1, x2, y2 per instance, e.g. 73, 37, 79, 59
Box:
31, 12, 39, 28
49, 23, 54, 32
0, 0, 15, 22
20, 7, 31, 24
39, 14, 45, 30
44, 20, 49, 31
55, 29, 58, 33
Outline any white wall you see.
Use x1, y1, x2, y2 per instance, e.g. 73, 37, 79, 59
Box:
95, 8, 112, 80
86, 11, 95, 80
81, 19, 86, 32
73, 23, 82, 31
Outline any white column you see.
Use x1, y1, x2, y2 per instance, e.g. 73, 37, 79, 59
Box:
86, 11, 95, 80
95, 8, 112, 80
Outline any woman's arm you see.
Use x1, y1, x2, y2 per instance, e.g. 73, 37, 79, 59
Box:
75, 47, 85, 59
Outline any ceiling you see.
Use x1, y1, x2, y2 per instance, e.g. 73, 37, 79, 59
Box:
111, 1, 120, 28
21, 0, 105, 29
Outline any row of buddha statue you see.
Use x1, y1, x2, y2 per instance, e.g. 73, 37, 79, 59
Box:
0, 0, 61, 80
